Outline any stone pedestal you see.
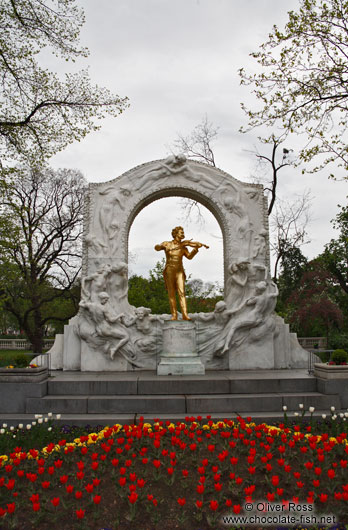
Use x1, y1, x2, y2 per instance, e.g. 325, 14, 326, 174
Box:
157, 321, 205, 375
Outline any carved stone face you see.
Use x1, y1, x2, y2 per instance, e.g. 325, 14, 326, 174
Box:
99, 293, 109, 305
135, 309, 145, 319
255, 281, 267, 294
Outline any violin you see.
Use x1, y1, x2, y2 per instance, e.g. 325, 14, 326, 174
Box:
182, 239, 209, 249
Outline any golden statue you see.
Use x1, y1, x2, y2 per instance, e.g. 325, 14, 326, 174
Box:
155, 226, 209, 320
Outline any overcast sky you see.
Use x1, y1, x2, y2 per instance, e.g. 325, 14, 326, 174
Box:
50, 0, 348, 285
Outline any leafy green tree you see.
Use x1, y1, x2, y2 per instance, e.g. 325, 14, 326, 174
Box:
321, 204, 348, 295
276, 243, 308, 313
287, 259, 344, 342
0, 0, 128, 174
0, 166, 85, 351
240, 0, 348, 175
128, 260, 171, 315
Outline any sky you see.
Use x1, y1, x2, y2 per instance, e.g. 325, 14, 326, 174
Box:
50, 0, 348, 285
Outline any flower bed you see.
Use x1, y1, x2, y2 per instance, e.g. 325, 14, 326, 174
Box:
0, 414, 347, 529
314, 362, 348, 379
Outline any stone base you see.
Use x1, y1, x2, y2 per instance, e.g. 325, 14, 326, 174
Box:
157, 320, 205, 375
0, 367, 48, 383
81, 342, 129, 371
229, 331, 274, 370
314, 363, 348, 379
157, 355, 205, 375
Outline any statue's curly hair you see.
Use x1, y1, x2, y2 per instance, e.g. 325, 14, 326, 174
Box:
171, 226, 183, 238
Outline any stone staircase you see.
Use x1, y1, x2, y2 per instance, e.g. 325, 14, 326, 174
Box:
18, 369, 342, 426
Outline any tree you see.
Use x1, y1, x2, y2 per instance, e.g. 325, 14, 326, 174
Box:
240, 0, 348, 175
0, 167, 85, 351
172, 114, 218, 166
0, 0, 128, 173
249, 136, 294, 215
276, 243, 308, 313
287, 260, 344, 343
271, 191, 312, 279
321, 204, 348, 295
128, 260, 171, 315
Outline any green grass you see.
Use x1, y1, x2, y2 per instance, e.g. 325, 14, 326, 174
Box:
0, 350, 34, 367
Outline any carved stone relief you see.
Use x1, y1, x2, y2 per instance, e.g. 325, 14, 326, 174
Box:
53, 157, 308, 372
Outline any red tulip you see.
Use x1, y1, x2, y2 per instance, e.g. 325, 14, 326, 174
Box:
93, 495, 101, 505
30, 494, 39, 503
51, 497, 60, 507
32, 502, 40, 512
271, 475, 279, 486
210, 500, 218, 511
177, 498, 186, 506
76, 509, 85, 519
7, 503, 15, 514
6, 479, 15, 491
128, 492, 138, 504
327, 469, 335, 479
319, 493, 328, 503
196, 500, 203, 508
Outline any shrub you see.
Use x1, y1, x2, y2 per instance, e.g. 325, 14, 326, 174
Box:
13, 353, 30, 368
331, 349, 348, 365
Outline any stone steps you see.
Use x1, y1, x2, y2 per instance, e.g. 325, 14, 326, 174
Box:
47, 372, 317, 395
26, 391, 340, 415
1, 370, 343, 427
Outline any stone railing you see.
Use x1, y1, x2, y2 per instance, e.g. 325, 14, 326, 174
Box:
0, 339, 54, 350
298, 337, 327, 350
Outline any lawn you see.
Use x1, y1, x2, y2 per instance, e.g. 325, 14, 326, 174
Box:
0, 350, 35, 368
0, 412, 347, 530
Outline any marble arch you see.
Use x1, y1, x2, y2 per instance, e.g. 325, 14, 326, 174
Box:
50, 155, 308, 372
82, 157, 270, 300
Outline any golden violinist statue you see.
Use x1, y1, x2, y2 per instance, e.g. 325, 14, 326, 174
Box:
155, 226, 209, 321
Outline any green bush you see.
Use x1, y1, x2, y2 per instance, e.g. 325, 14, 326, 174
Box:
331, 349, 348, 365
328, 331, 348, 351
13, 353, 30, 368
